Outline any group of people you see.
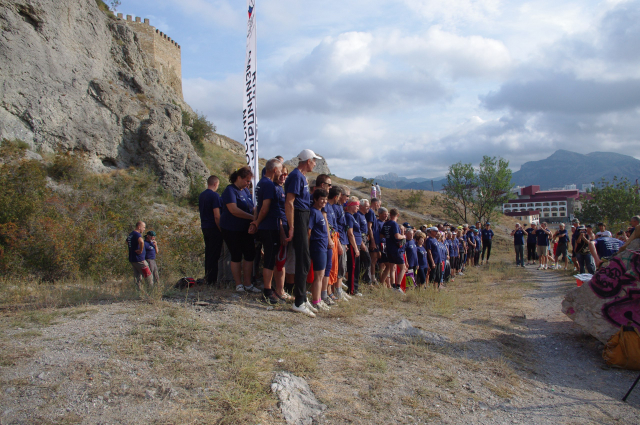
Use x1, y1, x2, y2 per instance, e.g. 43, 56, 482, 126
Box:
196, 149, 500, 318
126, 221, 160, 289
510, 216, 639, 273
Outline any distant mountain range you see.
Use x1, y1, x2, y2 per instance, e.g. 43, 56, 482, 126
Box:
353, 150, 640, 191
511, 150, 640, 189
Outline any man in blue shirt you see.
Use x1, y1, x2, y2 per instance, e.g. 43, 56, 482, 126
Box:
284, 149, 321, 315
199, 175, 223, 285
126, 221, 149, 290
367, 198, 381, 283
526, 223, 538, 265
405, 228, 418, 277
357, 200, 371, 283
332, 186, 352, 301
589, 235, 624, 269
380, 208, 407, 292
425, 228, 440, 288
510, 223, 527, 267
481, 223, 494, 265
536, 222, 553, 270
252, 159, 283, 304
552, 223, 570, 270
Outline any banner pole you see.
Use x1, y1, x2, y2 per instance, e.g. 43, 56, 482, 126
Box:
243, 0, 258, 201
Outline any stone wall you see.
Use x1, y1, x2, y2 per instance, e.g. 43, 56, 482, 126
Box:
117, 14, 182, 99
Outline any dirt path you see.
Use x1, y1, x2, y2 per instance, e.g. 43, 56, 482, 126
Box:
501, 265, 640, 424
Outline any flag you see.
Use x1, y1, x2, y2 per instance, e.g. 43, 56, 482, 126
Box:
243, 0, 258, 199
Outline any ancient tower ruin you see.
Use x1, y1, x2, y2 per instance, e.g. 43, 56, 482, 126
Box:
117, 14, 183, 99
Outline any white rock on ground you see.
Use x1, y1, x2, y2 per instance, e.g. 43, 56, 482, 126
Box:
271, 372, 326, 425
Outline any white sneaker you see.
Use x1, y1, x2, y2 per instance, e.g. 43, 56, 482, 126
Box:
337, 292, 349, 301
537, 266, 544, 270
236, 284, 245, 292
291, 303, 316, 317
324, 297, 336, 306
317, 300, 331, 311
305, 301, 318, 313
395, 287, 406, 295
243, 285, 261, 293
341, 282, 348, 290
342, 293, 352, 301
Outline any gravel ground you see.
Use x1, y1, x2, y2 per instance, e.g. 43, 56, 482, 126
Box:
0, 263, 638, 424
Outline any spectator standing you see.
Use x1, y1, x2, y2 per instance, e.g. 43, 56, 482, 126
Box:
144, 231, 160, 285
375, 182, 382, 200
345, 197, 363, 295
308, 189, 331, 314
380, 208, 407, 292
481, 222, 494, 264
367, 198, 381, 283
552, 223, 570, 270
126, 221, 150, 290
220, 166, 260, 293
526, 223, 537, 265
199, 176, 223, 285
574, 225, 595, 274
370, 183, 376, 199
536, 222, 553, 270
511, 224, 526, 267
252, 159, 284, 304
285, 149, 321, 315
357, 199, 372, 283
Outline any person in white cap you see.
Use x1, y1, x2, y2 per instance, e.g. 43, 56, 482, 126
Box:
285, 149, 321, 317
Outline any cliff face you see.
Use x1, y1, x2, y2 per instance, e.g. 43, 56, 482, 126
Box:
0, 0, 208, 195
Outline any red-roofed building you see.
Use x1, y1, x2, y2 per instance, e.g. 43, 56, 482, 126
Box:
503, 185, 581, 223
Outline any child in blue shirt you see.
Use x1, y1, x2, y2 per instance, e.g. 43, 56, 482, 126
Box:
309, 189, 330, 311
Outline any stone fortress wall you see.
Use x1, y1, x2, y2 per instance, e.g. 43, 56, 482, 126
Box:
117, 14, 183, 99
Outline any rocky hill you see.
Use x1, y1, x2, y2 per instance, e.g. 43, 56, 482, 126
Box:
511, 150, 640, 189
0, 0, 208, 195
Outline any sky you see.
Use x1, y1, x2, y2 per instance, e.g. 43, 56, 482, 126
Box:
117, 0, 640, 179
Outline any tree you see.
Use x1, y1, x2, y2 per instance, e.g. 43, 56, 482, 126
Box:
576, 177, 640, 231
431, 162, 476, 223
471, 156, 512, 223
110, 1, 121, 12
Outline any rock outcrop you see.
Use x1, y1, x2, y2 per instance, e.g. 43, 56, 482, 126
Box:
284, 154, 331, 175
0, 0, 208, 195
271, 372, 326, 425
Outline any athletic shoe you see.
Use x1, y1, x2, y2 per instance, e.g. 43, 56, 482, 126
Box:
395, 287, 405, 295
537, 266, 544, 270
305, 301, 318, 313
236, 284, 245, 292
329, 293, 339, 302
458, 272, 464, 276
342, 293, 352, 301
275, 292, 292, 302
243, 285, 261, 293
354, 291, 363, 297
317, 301, 331, 311
262, 293, 280, 305
341, 282, 348, 290
291, 303, 316, 318
324, 297, 336, 306
520, 265, 525, 268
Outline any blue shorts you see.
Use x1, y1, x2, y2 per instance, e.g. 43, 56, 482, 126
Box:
324, 247, 333, 277
387, 251, 405, 265
310, 246, 327, 272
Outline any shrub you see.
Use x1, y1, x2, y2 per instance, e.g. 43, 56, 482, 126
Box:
182, 111, 215, 155
47, 152, 86, 182
0, 158, 48, 225
405, 190, 424, 209
185, 174, 204, 207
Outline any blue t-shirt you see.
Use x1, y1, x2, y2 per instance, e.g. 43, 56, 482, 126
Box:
324, 204, 337, 231
243, 187, 254, 210
127, 231, 145, 262
513, 229, 525, 245
308, 207, 328, 252
481, 229, 494, 241
536, 228, 550, 246
475, 234, 482, 248
346, 213, 362, 246
594, 237, 623, 258
556, 229, 569, 244
144, 240, 156, 260
439, 242, 447, 261
425, 237, 439, 264
405, 239, 418, 268
526, 228, 537, 244
417, 246, 428, 268
373, 218, 384, 246
334, 203, 348, 245
356, 211, 368, 242
365, 209, 376, 238
199, 189, 222, 231
255, 176, 279, 231
447, 239, 456, 257
284, 168, 310, 210
382, 220, 404, 257
275, 184, 287, 227
220, 184, 253, 232
467, 233, 476, 248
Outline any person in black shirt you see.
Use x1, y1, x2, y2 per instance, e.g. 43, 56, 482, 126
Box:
510, 223, 527, 267
552, 223, 570, 270
525, 223, 537, 265
198, 176, 223, 285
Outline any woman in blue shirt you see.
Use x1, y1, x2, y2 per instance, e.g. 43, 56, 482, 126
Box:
379, 208, 407, 293
220, 166, 260, 293
308, 189, 330, 311
344, 197, 363, 295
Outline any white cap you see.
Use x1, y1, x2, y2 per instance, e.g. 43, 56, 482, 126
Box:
298, 149, 322, 161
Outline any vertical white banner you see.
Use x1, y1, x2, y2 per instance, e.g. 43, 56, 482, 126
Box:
243, 0, 258, 200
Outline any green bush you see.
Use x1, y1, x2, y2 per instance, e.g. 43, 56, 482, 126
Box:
0, 158, 47, 225
182, 111, 216, 155
47, 152, 86, 182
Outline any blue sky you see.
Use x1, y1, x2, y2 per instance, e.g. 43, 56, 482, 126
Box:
117, 0, 640, 179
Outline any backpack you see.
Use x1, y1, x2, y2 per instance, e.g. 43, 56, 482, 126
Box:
174, 277, 197, 289
603, 326, 640, 370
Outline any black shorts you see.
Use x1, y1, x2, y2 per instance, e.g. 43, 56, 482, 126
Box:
222, 228, 256, 263
387, 251, 405, 265
259, 229, 280, 270
556, 242, 568, 261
